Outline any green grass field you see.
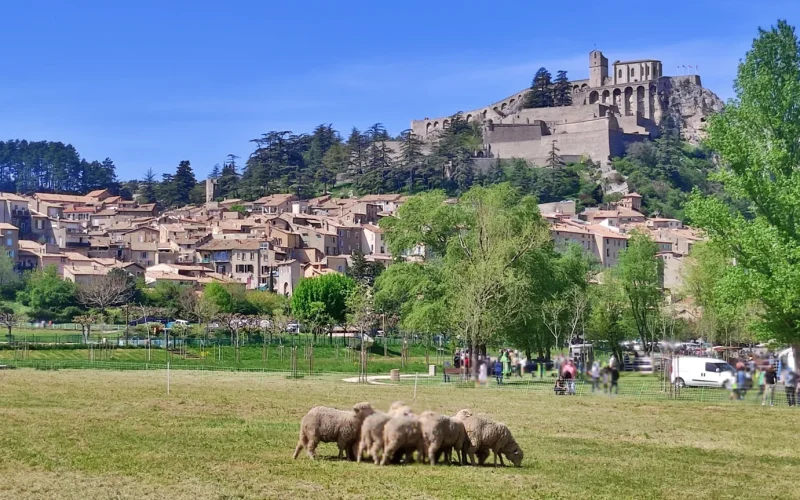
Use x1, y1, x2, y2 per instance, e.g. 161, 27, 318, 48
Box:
0, 342, 445, 373
1, 369, 798, 499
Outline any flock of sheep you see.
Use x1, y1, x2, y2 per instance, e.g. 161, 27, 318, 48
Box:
292, 401, 524, 467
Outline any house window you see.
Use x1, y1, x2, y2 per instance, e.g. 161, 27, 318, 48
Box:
347, 231, 351, 238
250, 252, 255, 260
5, 238, 11, 247
380, 247, 385, 253
141, 252, 148, 259
606, 248, 609, 257
618, 69, 622, 78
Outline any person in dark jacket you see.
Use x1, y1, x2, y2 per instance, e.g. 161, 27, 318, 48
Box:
763, 365, 778, 406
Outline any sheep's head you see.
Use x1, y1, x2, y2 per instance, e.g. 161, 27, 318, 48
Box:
453, 409, 473, 421
503, 441, 524, 467
352, 402, 375, 420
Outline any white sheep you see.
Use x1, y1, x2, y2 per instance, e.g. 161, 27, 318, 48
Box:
453, 409, 523, 467
380, 414, 425, 465
357, 401, 413, 464
292, 402, 374, 460
418, 411, 468, 466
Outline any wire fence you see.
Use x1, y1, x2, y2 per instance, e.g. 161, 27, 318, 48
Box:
3, 359, 798, 408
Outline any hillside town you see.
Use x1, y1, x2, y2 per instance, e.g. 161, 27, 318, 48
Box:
0, 184, 702, 296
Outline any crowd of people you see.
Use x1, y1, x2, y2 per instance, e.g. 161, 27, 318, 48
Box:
729, 357, 797, 407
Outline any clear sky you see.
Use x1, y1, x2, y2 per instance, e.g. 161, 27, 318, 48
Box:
1, 0, 798, 180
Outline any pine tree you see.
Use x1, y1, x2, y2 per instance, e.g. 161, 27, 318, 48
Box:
553, 70, 572, 107
138, 169, 157, 204
209, 164, 221, 179
216, 156, 240, 199
525, 67, 554, 108
398, 129, 425, 193
172, 160, 196, 206
546, 140, 564, 169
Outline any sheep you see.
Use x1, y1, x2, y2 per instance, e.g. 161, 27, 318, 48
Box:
357, 401, 413, 464
380, 414, 425, 466
453, 409, 523, 467
292, 402, 374, 461
418, 411, 468, 466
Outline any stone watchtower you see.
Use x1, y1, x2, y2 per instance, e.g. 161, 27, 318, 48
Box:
589, 50, 608, 88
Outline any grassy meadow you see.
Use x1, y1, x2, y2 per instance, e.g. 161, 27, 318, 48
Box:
1, 368, 798, 499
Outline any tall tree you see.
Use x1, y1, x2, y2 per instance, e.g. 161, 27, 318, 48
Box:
614, 232, 663, 352
686, 20, 800, 366
545, 140, 564, 169
291, 273, 356, 342
172, 160, 197, 206
138, 168, 157, 204
525, 67, 554, 108
553, 70, 572, 106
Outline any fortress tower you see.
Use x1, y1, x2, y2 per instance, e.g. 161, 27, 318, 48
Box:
589, 50, 608, 87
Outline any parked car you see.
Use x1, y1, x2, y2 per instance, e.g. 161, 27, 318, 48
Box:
671, 356, 735, 389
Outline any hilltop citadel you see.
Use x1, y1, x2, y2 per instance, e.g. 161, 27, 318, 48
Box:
411, 50, 724, 167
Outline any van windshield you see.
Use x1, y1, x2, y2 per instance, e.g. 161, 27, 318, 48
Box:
715, 362, 734, 373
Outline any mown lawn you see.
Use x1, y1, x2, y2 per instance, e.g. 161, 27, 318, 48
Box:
0, 343, 446, 373
0, 369, 797, 499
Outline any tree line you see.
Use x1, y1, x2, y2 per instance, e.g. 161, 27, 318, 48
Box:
0, 140, 118, 194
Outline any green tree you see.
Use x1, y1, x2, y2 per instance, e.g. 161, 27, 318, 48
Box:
291, 273, 356, 341
17, 266, 76, 316
173, 160, 197, 206
347, 251, 384, 287
0, 251, 21, 300
587, 279, 628, 363
683, 242, 756, 345
686, 21, 800, 365
138, 168, 157, 204
553, 70, 572, 106
525, 67, 553, 108
614, 232, 663, 352
379, 190, 458, 258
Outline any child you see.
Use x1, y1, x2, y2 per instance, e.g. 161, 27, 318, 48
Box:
494, 359, 504, 385
601, 366, 611, 393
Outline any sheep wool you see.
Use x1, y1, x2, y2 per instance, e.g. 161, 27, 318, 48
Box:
418, 411, 468, 466
453, 410, 524, 467
292, 402, 374, 461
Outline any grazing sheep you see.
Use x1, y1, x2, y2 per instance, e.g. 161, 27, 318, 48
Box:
418, 411, 468, 466
357, 401, 413, 464
453, 410, 523, 467
292, 402, 374, 460
380, 414, 425, 465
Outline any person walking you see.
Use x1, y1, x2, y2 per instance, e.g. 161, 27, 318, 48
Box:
494, 359, 504, 385
590, 361, 601, 392
501, 350, 510, 379
763, 365, 777, 406
609, 366, 620, 396
757, 366, 766, 398
785, 369, 798, 407
601, 365, 610, 394
736, 367, 747, 400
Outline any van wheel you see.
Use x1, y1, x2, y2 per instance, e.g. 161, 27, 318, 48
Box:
675, 378, 685, 388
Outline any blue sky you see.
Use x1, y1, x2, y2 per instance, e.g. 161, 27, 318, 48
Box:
1, 0, 798, 180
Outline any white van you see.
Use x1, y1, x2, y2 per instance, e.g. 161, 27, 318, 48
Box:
671, 356, 735, 388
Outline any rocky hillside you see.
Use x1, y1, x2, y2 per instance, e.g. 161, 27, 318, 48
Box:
662, 76, 725, 144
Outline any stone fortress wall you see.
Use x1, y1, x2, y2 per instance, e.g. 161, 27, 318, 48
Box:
410, 50, 713, 167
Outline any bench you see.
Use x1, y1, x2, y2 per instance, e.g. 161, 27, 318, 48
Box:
443, 367, 464, 383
